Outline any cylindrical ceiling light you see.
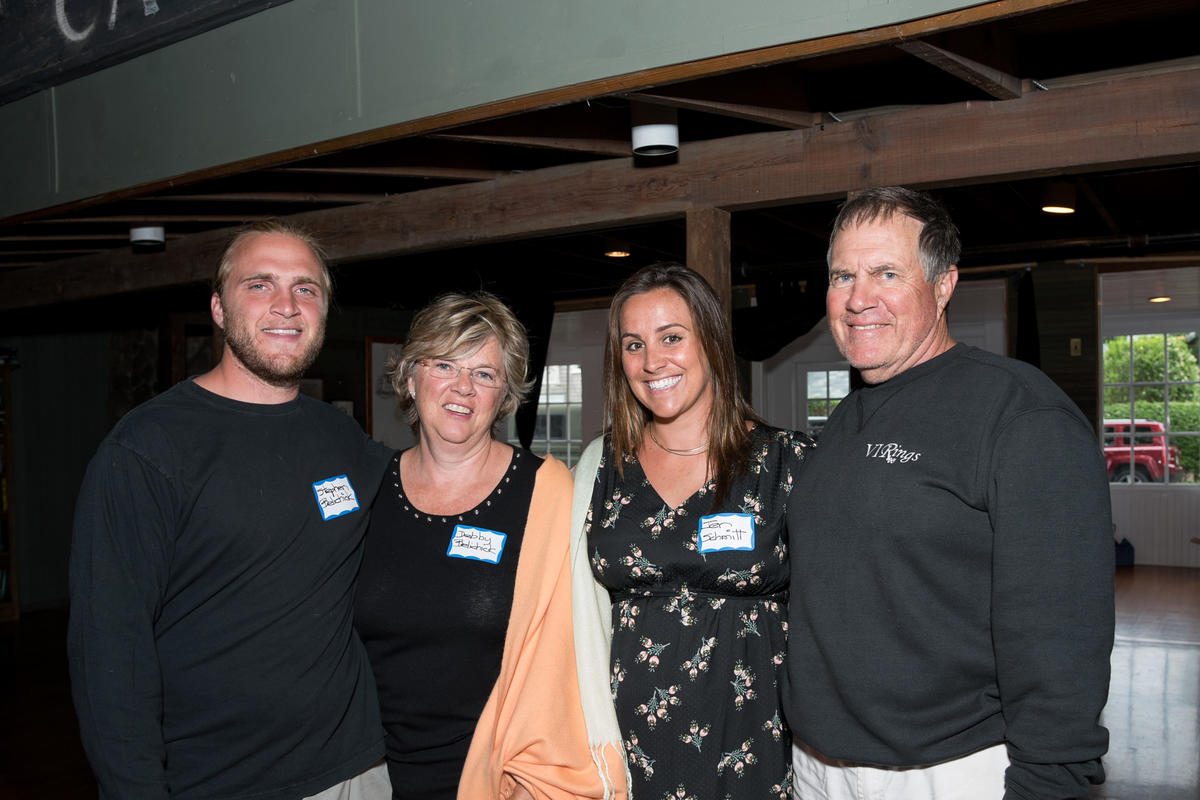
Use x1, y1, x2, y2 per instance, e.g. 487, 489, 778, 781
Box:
130, 226, 166, 247
631, 103, 679, 157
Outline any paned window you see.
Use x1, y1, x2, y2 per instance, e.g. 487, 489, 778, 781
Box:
1102, 333, 1199, 484
805, 368, 850, 439
507, 364, 584, 467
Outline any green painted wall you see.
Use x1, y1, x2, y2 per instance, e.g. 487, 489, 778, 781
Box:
0, 0, 975, 218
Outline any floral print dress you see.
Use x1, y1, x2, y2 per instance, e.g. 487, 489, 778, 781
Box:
587, 425, 813, 800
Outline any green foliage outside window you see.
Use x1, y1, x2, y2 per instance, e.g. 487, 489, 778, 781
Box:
1103, 333, 1200, 479
1103, 334, 1198, 402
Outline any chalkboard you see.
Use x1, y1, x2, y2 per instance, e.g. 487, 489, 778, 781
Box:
0, 0, 292, 105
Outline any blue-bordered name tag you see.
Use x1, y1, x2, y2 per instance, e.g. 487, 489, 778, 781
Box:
312, 474, 361, 521
447, 525, 507, 565
698, 513, 755, 553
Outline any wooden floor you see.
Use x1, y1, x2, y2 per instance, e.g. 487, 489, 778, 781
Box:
1, 566, 1196, 799
1092, 566, 1200, 800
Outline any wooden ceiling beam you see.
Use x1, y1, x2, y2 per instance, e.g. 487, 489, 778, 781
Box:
3, 66, 1197, 310
895, 41, 1023, 99
625, 91, 823, 129
23, 214, 268, 225
0, 249, 106, 257
273, 165, 506, 181
0, 233, 134, 242
1073, 176, 1122, 236
1036, 55, 1200, 91
152, 192, 385, 204
426, 133, 630, 157
2, 0, 1072, 226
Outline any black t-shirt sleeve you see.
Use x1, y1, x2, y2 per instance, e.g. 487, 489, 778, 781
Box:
68, 437, 177, 799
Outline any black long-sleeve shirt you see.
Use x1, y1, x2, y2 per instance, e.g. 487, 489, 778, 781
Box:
786, 344, 1114, 800
68, 380, 392, 799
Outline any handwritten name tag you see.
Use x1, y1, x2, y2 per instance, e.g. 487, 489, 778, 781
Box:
698, 513, 755, 553
447, 525, 507, 565
312, 474, 361, 521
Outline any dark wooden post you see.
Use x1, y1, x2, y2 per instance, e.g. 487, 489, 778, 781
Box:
686, 207, 731, 315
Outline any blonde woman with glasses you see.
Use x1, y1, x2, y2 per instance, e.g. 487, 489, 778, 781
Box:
354, 292, 621, 799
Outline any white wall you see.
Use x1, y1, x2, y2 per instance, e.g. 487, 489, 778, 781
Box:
1101, 268, 1200, 567
1110, 486, 1200, 567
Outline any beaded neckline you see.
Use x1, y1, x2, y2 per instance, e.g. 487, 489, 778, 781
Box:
391, 449, 522, 524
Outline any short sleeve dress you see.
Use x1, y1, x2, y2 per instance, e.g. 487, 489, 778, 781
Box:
587, 425, 813, 800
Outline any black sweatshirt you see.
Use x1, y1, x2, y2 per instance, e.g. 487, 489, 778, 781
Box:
68, 380, 392, 799
786, 344, 1114, 800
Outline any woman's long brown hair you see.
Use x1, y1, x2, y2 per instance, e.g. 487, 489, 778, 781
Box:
604, 263, 760, 507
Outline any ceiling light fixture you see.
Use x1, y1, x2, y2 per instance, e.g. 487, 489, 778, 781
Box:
1040, 182, 1076, 215
1148, 295, 1172, 303
631, 103, 679, 157
129, 226, 165, 248
603, 241, 631, 258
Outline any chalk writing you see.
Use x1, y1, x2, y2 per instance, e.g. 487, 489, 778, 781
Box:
54, 0, 159, 44
1, 1, 283, 106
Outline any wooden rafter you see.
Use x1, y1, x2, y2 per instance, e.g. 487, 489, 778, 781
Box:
151, 192, 386, 204
1, 0, 1073, 226
23, 214, 268, 225
2, 65, 1196, 310
625, 92, 823, 130
895, 41, 1023, 99
426, 133, 629, 157
273, 165, 506, 181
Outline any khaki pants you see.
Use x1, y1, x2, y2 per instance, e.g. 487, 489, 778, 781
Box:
304, 761, 392, 800
792, 741, 1008, 800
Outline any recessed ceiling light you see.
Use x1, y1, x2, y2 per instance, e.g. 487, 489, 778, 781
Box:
1148, 295, 1172, 303
604, 248, 631, 259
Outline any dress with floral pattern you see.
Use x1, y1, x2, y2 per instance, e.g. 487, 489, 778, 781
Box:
587, 425, 813, 800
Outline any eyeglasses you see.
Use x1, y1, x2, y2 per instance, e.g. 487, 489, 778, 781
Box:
419, 359, 502, 389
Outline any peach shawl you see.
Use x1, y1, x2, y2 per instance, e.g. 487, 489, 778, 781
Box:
459, 455, 626, 799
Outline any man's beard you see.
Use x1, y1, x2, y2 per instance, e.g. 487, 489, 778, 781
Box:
222, 319, 325, 388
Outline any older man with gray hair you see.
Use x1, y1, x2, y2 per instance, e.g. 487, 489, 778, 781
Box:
786, 187, 1114, 800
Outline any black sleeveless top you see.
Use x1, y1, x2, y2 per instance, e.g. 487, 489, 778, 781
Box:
355, 447, 541, 799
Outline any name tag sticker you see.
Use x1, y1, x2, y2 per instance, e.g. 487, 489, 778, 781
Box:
698, 513, 755, 553
312, 475, 361, 521
447, 525, 507, 565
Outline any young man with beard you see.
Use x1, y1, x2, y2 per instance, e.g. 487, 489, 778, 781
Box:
786, 188, 1114, 799
68, 222, 394, 799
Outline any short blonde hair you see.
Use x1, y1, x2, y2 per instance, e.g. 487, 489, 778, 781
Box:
389, 292, 534, 428
213, 219, 332, 298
